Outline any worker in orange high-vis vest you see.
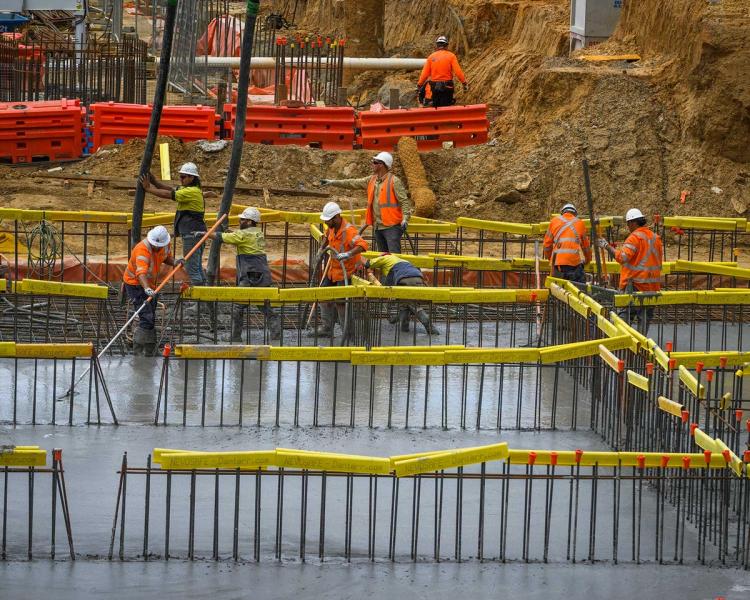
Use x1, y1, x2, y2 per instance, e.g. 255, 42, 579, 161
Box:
599, 208, 663, 331
320, 151, 412, 253
417, 35, 468, 108
543, 203, 591, 284
307, 201, 368, 341
123, 225, 183, 355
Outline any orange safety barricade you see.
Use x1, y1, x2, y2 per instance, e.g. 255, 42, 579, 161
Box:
0, 99, 85, 164
224, 104, 355, 150
357, 104, 489, 151
88, 102, 221, 151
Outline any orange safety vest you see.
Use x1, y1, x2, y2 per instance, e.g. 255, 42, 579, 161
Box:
123, 240, 171, 287
365, 174, 403, 228
325, 219, 368, 282
543, 213, 591, 267
615, 227, 663, 292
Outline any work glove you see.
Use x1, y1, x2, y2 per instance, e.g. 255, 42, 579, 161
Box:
174, 258, 185, 268
597, 238, 609, 249
400, 219, 409, 232
320, 179, 333, 186
334, 251, 352, 261
144, 287, 156, 297
191, 231, 206, 238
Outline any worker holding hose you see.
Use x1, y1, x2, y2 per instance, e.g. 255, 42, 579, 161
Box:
320, 151, 412, 253
200, 207, 281, 342
543, 203, 591, 284
365, 253, 440, 335
139, 162, 207, 286
417, 35, 468, 108
123, 225, 183, 355
307, 201, 368, 340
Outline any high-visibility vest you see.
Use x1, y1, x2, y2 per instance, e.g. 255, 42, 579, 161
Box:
617, 227, 662, 291
123, 240, 170, 286
543, 213, 590, 267
325, 219, 368, 282
366, 174, 403, 227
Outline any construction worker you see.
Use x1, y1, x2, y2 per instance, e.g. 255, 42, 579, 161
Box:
320, 151, 412, 253
543, 203, 592, 284
139, 162, 207, 286
417, 35, 468, 108
598, 208, 663, 331
122, 225, 182, 355
365, 253, 440, 335
201, 207, 281, 342
307, 201, 368, 339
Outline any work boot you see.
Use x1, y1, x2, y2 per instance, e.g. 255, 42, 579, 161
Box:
231, 306, 244, 343
133, 327, 157, 356
416, 309, 440, 335
306, 324, 333, 337
142, 328, 158, 356
269, 313, 282, 341
399, 308, 411, 333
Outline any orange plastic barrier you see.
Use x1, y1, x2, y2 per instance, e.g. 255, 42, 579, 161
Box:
88, 102, 220, 151
0, 99, 85, 164
224, 104, 356, 150
357, 104, 489, 151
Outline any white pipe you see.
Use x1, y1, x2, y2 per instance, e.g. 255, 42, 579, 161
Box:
192, 56, 426, 70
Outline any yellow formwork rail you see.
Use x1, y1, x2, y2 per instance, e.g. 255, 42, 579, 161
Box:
663, 216, 746, 231
351, 350, 446, 366
12, 279, 109, 299
362, 285, 453, 301
181, 286, 279, 302
0, 207, 131, 224
627, 370, 650, 392
539, 335, 632, 364
444, 348, 542, 364
508, 449, 730, 469
679, 364, 705, 399
693, 427, 721, 454
275, 449, 392, 475
675, 260, 750, 280
2, 343, 93, 359
0, 446, 46, 467
278, 286, 365, 302
613, 290, 750, 308
175, 345, 272, 360
393, 443, 509, 477
456, 217, 534, 236
599, 344, 624, 373
668, 351, 750, 369
657, 396, 684, 418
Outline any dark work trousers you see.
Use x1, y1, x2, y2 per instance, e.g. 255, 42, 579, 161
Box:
430, 81, 455, 108
124, 283, 156, 330
316, 277, 351, 339
551, 264, 586, 284
374, 225, 403, 253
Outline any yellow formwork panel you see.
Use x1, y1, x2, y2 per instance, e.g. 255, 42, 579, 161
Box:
613, 291, 697, 308
310, 224, 324, 241
14, 279, 109, 299
610, 313, 646, 351
158, 450, 276, 470
701, 292, 750, 305
516, 289, 550, 302
714, 438, 744, 477
456, 217, 534, 236
653, 345, 671, 371
693, 428, 721, 454
388, 449, 448, 465
508, 449, 620, 467
0, 208, 132, 224
14, 343, 92, 359
181, 286, 279, 302
350, 275, 371, 286
597, 315, 620, 338
350, 351, 446, 366
679, 364, 706, 399
137, 214, 174, 227
508, 450, 727, 469
0, 342, 16, 357
539, 335, 632, 364
267, 347, 362, 362
627, 370, 650, 392
599, 344, 624, 373
274, 211, 320, 225
444, 348, 541, 364
393, 443, 509, 477
363, 286, 453, 301
675, 260, 750, 280
657, 396, 684, 418
663, 216, 745, 231
278, 286, 364, 302
374, 345, 464, 353
275, 450, 392, 474
153, 448, 194, 463
174, 345, 272, 360
669, 351, 750, 369
448, 289, 517, 303
0, 449, 47, 467
405, 223, 456, 234
430, 253, 516, 272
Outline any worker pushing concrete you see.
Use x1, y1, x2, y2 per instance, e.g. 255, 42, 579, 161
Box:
307, 201, 368, 340
366, 253, 440, 335
543, 203, 591, 284
201, 207, 281, 342
122, 225, 183, 355
320, 151, 412, 253
139, 162, 207, 287
417, 35, 468, 108
598, 208, 663, 330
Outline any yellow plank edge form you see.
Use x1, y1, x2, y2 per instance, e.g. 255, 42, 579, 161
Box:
310, 223, 324, 241
158, 450, 276, 470
657, 396, 684, 418
675, 260, 750, 280
456, 217, 534, 236
0, 342, 16, 357
714, 438, 744, 477
599, 344, 624, 373
508, 450, 727, 469
278, 286, 364, 302
363, 286, 453, 301
448, 289, 549, 304
159, 142, 171, 180
174, 345, 272, 360
679, 364, 706, 399
444, 348, 541, 364
0, 207, 132, 224
663, 216, 745, 231
539, 335, 632, 364
266, 347, 363, 362
388, 449, 450, 465
597, 314, 621, 338
14, 343, 92, 359
405, 222, 456, 234
693, 428, 721, 454
351, 351, 446, 366
627, 370, 650, 392
669, 351, 750, 369
653, 344, 671, 371
181, 286, 280, 302
350, 274, 371, 286
15, 279, 109, 299
153, 448, 194, 463
393, 443, 509, 477
613, 291, 697, 308
609, 312, 645, 353
275, 450, 392, 474
0, 448, 47, 467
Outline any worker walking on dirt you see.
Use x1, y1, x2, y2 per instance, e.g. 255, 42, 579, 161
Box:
123, 225, 182, 356
598, 208, 663, 330
321, 151, 412, 253
139, 162, 207, 286
543, 203, 591, 284
366, 253, 440, 335
307, 201, 368, 339
417, 35, 468, 109
201, 207, 281, 343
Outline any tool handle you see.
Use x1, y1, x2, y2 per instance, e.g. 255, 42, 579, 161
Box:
305, 257, 334, 328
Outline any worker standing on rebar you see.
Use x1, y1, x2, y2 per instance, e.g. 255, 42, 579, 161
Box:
320, 152, 412, 253
200, 207, 281, 342
598, 208, 663, 330
417, 35, 468, 108
307, 201, 368, 339
366, 253, 440, 335
139, 162, 207, 286
543, 203, 591, 284
122, 225, 182, 355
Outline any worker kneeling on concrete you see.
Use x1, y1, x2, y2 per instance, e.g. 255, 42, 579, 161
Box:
598, 208, 663, 331
201, 207, 281, 342
307, 201, 368, 339
366, 253, 440, 335
123, 225, 182, 355
543, 203, 591, 284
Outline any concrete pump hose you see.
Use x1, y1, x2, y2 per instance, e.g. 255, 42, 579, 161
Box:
397, 137, 436, 218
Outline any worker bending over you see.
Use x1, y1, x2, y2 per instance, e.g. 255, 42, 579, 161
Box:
366, 253, 440, 335
307, 201, 368, 340
598, 208, 663, 331
123, 225, 182, 355
201, 207, 281, 342
543, 203, 591, 284
139, 162, 207, 286
321, 152, 411, 253
417, 35, 468, 108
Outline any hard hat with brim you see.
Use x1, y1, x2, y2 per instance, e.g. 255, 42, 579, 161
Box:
147, 225, 171, 247
320, 201, 342, 221
561, 203, 577, 215
240, 207, 261, 222
373, 151, 393, 169
178, 162, 200, 178
625, 208, 645, 222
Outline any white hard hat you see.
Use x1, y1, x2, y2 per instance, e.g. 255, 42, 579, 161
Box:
561, 203, 577, 215
436, 35, 448, 45
239, 207, 261, 222
373, 151, 393, 169
625, 208, 645, 222
178, 162, 200, 178
320, 201, 342, 221
147, 225, 171, 248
